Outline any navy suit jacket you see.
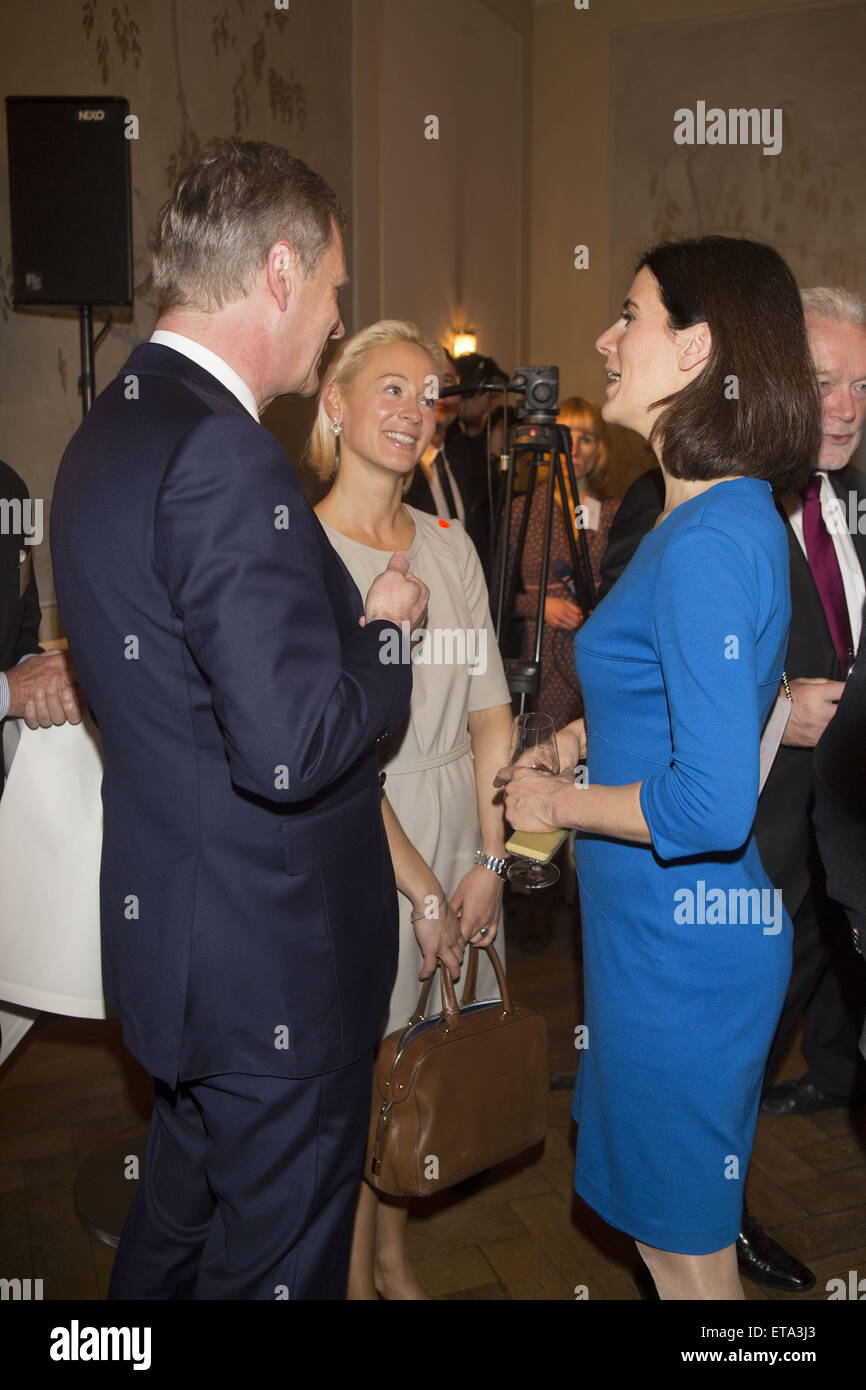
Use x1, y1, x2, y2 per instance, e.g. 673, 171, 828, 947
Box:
0, 460, 43, 786
51, 344, 411, 1086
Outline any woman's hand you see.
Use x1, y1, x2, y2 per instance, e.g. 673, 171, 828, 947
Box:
449, 864, 504, 948
493, 765, 572, 832
555, 717, 587, 772
412, 895, 465, 982
544, 596, 583, 630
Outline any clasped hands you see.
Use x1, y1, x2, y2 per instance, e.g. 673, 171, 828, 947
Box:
412, 863, 505, 983
493, 717, 586, 834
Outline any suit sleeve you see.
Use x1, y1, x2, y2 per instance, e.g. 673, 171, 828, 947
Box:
15, 560, 43, 662
13, 476, 42, 662
639, 525, 762, 859
154, 413, 411, 803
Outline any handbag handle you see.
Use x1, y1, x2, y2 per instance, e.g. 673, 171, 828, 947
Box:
461, 941, 511, 1013
407, 942, 511, 1030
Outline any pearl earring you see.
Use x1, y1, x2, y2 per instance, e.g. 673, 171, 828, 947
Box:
331, 418, 343, 437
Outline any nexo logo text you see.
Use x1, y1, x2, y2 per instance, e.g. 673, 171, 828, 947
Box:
77, 109, 105, 121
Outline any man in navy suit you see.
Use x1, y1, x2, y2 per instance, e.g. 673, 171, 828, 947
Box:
50, 139, 428, 1300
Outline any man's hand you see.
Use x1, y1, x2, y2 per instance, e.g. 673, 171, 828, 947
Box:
544, 596, 583, 630
781, 677, 844, 748
363, 551, 430, 631
413, 897, 465, 982
6, 651, 83, 729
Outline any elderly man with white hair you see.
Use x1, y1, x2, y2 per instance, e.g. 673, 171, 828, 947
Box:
758, 285, 866, 1115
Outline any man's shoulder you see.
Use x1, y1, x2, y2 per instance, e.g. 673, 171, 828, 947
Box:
117, 342, 255, 418
831, 463, 866, 498
619, 464, 665, 512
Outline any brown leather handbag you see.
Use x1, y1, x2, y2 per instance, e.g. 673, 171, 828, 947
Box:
364, 944, 548, 1197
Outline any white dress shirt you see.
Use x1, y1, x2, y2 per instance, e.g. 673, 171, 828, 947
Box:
782, 470, 865, 654
149, 330, 260, 422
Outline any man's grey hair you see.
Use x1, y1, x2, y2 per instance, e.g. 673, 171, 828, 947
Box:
152, 138, 346, 315
801, 286, 866, 328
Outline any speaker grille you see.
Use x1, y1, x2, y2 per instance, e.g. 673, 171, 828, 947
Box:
6, 96, 133, 307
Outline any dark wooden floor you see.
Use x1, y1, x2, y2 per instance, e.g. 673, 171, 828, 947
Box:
1, 874, 865, 1301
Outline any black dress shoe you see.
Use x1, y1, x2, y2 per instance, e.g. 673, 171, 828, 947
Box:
736, 1217, 815, 1292
761, 1076, 850, 1116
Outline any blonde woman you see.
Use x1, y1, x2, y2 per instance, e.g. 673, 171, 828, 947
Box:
310, 320, 512, 1300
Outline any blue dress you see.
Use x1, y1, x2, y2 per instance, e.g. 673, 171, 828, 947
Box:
572, 477, 793, 1255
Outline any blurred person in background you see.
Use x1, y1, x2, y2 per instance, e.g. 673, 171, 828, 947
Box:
503, 397, 619, 726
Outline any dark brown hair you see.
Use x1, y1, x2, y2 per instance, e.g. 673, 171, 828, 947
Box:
637, 237, 821, 491
153, 138, 346, 315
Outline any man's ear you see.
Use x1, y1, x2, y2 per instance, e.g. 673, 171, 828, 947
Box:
677, 320, 712, 373
265, 239, 297, 311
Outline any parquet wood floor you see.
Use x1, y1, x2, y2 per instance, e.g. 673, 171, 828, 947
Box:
1, 881, 864, 1301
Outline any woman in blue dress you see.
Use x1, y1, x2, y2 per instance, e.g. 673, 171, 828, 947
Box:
496, 236, 821, 1299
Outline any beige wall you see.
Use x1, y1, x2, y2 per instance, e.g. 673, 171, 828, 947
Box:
0, 0, 354, 637
0, 0, 534, 630
351, 0, 531, 386
4, 0, 853, 632
528, 0, 829, 489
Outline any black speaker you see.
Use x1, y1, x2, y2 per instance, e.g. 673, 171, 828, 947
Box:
6, 95, 133, 308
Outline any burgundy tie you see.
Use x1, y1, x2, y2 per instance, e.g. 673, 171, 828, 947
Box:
800, 474, 854, 672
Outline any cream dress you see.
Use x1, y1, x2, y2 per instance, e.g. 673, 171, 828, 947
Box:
319, 507, 511, 1034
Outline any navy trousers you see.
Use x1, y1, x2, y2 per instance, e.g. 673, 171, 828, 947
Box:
108, 1051, 374, 1300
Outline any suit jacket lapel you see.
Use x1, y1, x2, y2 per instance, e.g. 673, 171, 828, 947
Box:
774, 494, 838, 674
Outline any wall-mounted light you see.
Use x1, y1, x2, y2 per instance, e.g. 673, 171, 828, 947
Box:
452, 330, 477, 357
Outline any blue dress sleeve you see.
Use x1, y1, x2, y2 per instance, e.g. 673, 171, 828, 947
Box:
639, 523, 762, 859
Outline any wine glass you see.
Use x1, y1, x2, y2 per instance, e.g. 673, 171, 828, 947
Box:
506, 712, 561, 889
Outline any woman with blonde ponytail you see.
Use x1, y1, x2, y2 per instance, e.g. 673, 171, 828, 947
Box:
312, 320, 512, 1299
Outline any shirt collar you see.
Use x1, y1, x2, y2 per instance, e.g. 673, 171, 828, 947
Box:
149, 330, 260, 422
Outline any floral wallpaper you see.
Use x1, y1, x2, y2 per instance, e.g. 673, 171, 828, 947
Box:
0, 0, 352, 635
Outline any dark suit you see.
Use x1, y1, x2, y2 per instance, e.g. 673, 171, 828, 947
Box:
814, 637, 866, 970
402, 457, 442, 517
596, 463, 866, 1100
51, 343, 412, 1297
404, 432, 495, 577
0, 459, 43, 785
448, 425, 497, 580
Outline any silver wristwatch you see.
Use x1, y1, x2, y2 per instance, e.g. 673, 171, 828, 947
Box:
474, 850, 511, 879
